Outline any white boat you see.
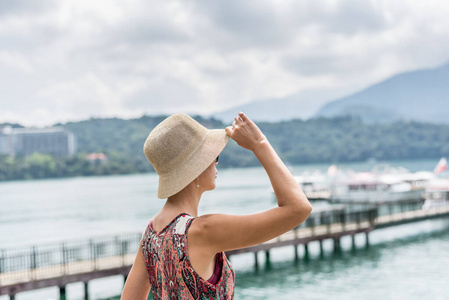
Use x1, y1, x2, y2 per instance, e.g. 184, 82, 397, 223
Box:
294, 171, 332, 200
285, 159, 445, 204
330, 171, 425, 204
422, 179, 449, 209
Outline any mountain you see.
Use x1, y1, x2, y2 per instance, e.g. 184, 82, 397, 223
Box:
315, 62, 449, 123
209, 88, 348, 123
210, 62, 449, 124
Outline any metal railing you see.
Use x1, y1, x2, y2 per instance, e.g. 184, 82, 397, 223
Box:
0, 233, 141, 285
296, 207, 377, 233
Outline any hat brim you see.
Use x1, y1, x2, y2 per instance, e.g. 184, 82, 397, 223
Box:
157, 129, 230, 199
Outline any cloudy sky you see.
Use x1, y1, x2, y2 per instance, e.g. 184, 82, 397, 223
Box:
1, 0, 449, 127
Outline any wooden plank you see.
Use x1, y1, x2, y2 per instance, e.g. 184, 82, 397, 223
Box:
375, 206, 449, 228
0, 266, 131, 295
0, 253, 135, 290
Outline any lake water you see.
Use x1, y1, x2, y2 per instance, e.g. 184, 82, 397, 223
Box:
1, 159, 448, 299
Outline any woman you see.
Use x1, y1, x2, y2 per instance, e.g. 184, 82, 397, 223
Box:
121, 112, 312, 299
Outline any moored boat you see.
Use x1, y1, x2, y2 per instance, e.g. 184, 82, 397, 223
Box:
294, 171, 332, 200
422, 179, 449, 209
330, 171, 425, 204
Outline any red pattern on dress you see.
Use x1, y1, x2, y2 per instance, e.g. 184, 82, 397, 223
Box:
141, 213, 235, 299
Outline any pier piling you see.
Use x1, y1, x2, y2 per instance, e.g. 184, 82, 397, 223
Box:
304, 243, 309, 260
351, 234, 356, 252
254, 252, 259, 269
333, 238, 340, 253
265, 251, 270, 265
319, 240, 324, 257
59, 285, 66, 300
84, 281, 89, 300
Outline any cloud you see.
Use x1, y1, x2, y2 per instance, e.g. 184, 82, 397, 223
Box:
0, 51, 35, 73
0, 0, 449, 126
0, 0, 55, 17
192, 1, 292, 49
317, 0, 387, 35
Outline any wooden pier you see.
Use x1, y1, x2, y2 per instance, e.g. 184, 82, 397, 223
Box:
1, 200, 449, 299
0, 234, 141, 299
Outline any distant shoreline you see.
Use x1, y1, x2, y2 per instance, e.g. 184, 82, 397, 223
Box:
0, 157, 441, 183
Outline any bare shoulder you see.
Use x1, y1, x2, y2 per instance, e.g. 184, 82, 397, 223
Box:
187, 214, 213, 241
187, 214, 227, 249
187, 208, 311, 254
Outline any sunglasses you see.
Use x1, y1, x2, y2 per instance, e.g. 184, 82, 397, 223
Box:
215, 155, 219, 163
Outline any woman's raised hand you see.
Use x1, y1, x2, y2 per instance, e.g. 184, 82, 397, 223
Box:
225, 112, 266, 151
192, 112, 311, 255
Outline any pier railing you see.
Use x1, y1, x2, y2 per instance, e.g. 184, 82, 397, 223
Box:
0, 233, 141, 287
299, 206, 377, 232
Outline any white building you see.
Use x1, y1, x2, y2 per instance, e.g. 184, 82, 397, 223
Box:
0, 126, 76, 157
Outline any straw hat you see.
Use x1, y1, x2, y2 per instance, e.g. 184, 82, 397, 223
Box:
143, 113, 230, 199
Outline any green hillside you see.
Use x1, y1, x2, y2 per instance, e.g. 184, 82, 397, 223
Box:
1, 115, 449, 180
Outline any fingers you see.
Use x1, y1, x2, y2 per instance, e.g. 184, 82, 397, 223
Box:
225, 126, 233, 136
230, 112, 248, 132
238, 112, 248, 122
232, 114, 243, 130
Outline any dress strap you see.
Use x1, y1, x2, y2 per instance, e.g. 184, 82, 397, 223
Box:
173, 214, 195, 235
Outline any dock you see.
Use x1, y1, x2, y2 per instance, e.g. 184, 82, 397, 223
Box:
1, 199, 449, 299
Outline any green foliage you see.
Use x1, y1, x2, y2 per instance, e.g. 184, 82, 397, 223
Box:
1, 115, 449, 181
25, 153, 57, 178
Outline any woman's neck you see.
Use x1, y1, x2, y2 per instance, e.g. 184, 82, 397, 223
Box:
164, 183, 202, 217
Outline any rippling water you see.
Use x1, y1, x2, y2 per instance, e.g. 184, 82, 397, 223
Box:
0, 159, 448, 299
233, 228, 449, 299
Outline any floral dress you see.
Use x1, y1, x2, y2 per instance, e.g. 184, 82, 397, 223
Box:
141, 213, 235, 299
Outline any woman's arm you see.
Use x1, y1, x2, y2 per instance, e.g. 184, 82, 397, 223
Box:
189, 112, 312, 253
121, 241, 151, 300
